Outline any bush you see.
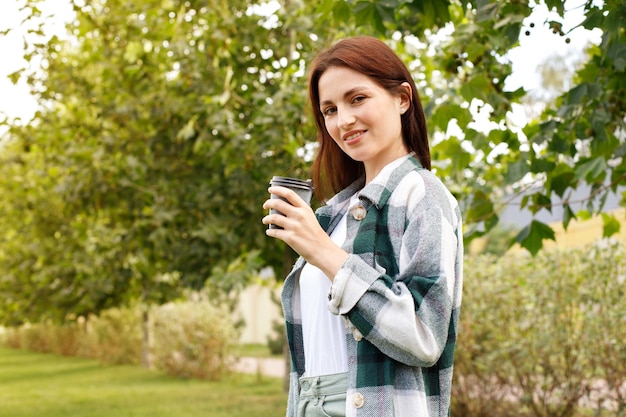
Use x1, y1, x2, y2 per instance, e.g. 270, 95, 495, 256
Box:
452, 239, 626, 417
0, 298, 238, 381
2, 321, 82, 356
151, 300, 237, 380
79, 307, 143, 365
582, 240, 626, 416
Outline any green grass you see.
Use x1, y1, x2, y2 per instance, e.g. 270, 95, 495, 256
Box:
0, 347, 287, 417
231, 343, 280, 358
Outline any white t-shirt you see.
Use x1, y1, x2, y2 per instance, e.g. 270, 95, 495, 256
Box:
299, 193, 359, 376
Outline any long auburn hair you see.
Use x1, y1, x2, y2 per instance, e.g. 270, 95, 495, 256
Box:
309, 36, 430, 201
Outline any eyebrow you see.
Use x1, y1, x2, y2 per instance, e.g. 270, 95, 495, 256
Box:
320, 85, 370, 107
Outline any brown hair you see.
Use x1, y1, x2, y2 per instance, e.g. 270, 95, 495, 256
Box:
309, 36, 430, 201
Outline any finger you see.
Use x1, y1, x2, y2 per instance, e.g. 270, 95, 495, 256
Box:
263, 198, 294, 217
262, 213, 279, 226
262, 209, 291, 229
265, 223, 285, 237
268, 186, 306, 207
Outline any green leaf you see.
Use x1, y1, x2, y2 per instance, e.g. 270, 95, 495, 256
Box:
317, 0, 335, 15
503, 21, 523, 44
530, 120, 558, 145
520, 194, 529, 209
476, 2, 498, 23
460, 74, 491, 102
176, 116, 198, 142
562, 203, 575, 230
581, 8, 603, 30
548, 169, 575, 198
577, 210, 592, 221
374, 3, 397, 23
601, 213, 621, 238
504, 159, 529, 184
466, 191, 494, 222
431, 103, 471, 131
544, 0, 565, 15
530, 158, 556, 174
332, 0, 351, 22
435, 137, 473, 175
7, 70, 21, 85
465, 41, 486, 64
515, 220, 556, 256
405, 0, 452, 28
530, 192, 552, 214
483, 211, 499, 232
547, 134, 569, 154
574, 157, 607, 182
355, 2, 387, 33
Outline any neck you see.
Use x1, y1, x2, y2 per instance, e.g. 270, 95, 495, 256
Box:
364, 149, 410, 184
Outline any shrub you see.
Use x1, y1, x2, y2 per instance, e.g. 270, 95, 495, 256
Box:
78, 306, 143, 365
49, 321, 82, 356
6, 321, 82, 356
151, 300, 237, 380
452, 239, 626, 417
1, 298, 238, 381
582, 240, 626, 416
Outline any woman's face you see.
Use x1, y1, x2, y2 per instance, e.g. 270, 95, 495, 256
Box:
318, 66, 411, 181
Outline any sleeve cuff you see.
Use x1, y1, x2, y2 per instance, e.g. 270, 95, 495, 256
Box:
327, 254, 386, 315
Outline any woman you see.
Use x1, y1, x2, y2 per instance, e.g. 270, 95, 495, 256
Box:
262, 36, 463, 417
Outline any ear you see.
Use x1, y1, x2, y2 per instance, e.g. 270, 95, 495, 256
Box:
398, 82, 412, 114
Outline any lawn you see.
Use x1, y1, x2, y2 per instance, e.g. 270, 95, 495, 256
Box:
0, 347, 287, 417
230, 343, 280, 358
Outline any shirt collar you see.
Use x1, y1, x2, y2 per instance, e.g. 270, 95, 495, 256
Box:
316, 153, 424, 229
358, 153, 422, 209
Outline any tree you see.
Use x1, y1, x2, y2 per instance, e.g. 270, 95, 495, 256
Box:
0, 0, 624, 327
0, 0, 326, 325
316, 0, 625, 255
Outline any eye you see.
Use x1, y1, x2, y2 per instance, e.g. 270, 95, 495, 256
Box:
352, 95, 366, 104
321, 106, 337, 117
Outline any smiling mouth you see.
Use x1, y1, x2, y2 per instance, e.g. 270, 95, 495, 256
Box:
343, 131, 365, 142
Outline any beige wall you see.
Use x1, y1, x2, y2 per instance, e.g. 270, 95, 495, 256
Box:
470, 207, 626, 254
543, 207, 626, 249
235, 283, 283, 344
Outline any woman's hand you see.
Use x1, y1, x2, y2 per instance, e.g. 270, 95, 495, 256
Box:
262, 186, 348, 280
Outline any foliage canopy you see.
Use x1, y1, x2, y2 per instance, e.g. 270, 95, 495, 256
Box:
0, 0, 624, 324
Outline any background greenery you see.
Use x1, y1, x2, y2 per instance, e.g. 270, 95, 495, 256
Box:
0, 0, 624, 329
453, 239, 626, 417
2, 240, 624, 417
2, 298, 237, 380
0, 1, 624, 415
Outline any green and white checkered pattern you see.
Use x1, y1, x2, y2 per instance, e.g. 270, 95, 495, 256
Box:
282, 154, 464, 417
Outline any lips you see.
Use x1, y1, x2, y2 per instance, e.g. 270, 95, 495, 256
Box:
343, 130, 365, 145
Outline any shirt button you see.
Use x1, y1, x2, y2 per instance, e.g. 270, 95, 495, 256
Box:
352, 328, 363, 341
352, 205, 366, 220
352, 392, 365, 408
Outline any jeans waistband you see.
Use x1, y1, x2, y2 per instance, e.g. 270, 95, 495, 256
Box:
299, 372, 348, 397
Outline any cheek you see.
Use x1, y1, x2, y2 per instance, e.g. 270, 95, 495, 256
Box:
324, 122, 341, 143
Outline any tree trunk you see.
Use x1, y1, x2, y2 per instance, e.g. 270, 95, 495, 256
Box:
141, 301, 152, 369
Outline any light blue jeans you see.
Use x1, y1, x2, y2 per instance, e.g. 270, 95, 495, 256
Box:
297, 372, 348, 417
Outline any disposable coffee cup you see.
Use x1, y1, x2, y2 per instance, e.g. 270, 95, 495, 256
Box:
268, 176, 314, 229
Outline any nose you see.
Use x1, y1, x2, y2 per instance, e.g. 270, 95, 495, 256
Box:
337, 106, 356, 130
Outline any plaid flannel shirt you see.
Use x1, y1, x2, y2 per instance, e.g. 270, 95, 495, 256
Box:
282, 154, 464, 417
